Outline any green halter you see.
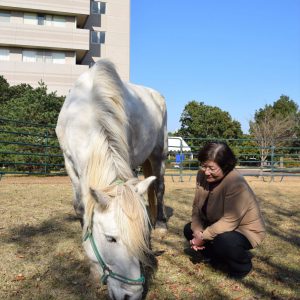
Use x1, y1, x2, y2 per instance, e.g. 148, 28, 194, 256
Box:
83, 215, 145, 285
113, 179, 125, 185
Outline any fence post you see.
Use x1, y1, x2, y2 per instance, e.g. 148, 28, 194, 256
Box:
270, 145, 275, 182
44, 130, 49, 174
179, 138, 183, 182
259, 146, 264, 178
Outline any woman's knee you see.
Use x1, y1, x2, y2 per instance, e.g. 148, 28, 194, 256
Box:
214, 231, 250, 248
212, 232, 251, 261
183, 222, 193, 241
213, 232, 235, 248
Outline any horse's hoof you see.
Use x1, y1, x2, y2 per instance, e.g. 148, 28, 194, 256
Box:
152, 221, 168, 238
152, 228, 167, 239
155, 221, 168, 230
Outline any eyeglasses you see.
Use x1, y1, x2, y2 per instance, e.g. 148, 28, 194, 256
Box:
200, 165, 221, 174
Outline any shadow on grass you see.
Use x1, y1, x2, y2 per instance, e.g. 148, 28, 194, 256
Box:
2, 213, 108, 299
2, 212, 158, 300
259, 196, 300, 248
45, 253, 109, 300
3, 213, 80, 247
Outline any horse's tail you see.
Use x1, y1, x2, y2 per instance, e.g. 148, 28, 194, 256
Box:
85, 59, 133, 189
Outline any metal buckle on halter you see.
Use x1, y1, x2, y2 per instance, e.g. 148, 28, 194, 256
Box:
113, 179, 124, 185
101, 265, 111, 285
83, 226, 92, 242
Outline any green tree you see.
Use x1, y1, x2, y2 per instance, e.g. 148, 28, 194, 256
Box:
0, 79, 65, 173
1, 81, 64, 124
177, 101, 243, 139
254, 95, 298, 121
0, 76, 10, 104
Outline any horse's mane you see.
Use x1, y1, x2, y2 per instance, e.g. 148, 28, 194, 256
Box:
81, 60, 152, 265
85, 179, 152, 267
85, 59, 133, 188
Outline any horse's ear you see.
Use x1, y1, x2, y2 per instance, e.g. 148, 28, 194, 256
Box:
90, 188, 109, 209
135, 176, 156, 195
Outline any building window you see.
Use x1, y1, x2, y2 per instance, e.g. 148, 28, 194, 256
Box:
23, 50, 36, 62
24, 13, 38, 25
91, 31, 105, 44
0, 49, 10, 61
52, 16, 65, 27
37, 14, 46, 25
91, 1, 106, 14
45, 15, 53, 26
52, 52, 65, 64
44, 52, 53, 63
0, 10, 10, 22
23, 13, 65, 27
22, 50, 66, 64
36, 51, 44, 62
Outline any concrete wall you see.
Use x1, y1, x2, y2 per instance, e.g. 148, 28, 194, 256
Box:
0, 23, 89, 51
0, 0, 89, 15
0, 0, 130, 95
0, 60, 88, 94
82, 0, 130, 81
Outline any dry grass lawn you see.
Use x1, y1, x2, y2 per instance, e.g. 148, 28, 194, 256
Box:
0, 175, 299, 300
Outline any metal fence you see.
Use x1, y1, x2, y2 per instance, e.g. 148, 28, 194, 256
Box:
1, 119, 299, 181
0, 118, 64, 178
167, 137, 300, 182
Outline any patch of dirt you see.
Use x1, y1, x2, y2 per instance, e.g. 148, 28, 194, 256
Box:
1, 173, 299, 187
0, 175, 71, 185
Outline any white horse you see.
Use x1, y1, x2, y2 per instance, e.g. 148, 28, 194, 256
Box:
56, 59, 167, 300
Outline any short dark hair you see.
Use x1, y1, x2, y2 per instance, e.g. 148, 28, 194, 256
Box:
197, 141, 237, 174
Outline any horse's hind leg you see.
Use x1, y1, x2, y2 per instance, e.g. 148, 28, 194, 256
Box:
152, 158, 167, 229
142, 159, 157, 225
146, 155, 167, 230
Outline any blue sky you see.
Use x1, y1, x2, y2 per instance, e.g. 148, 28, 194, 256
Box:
130, 0, 300, 134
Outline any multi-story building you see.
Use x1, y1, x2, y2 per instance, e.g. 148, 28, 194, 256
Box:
0, 0, 130, 95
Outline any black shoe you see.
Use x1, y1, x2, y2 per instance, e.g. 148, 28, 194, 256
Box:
183, 247, 198, 256
184, 248, 212, 264
229, 270, 251, 280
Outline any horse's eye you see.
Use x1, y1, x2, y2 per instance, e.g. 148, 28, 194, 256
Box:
106, 236, 117, 243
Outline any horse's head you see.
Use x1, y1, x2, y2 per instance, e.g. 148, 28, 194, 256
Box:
83, 176, 156, 300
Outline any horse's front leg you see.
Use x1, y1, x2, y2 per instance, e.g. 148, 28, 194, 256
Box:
73, 189, 84, 227
63, 154, 85, 227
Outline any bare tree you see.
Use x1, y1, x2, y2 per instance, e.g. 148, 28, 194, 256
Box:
249, 109, 297, 165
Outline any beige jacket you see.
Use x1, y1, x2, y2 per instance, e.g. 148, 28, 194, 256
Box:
191, 169, 266, 248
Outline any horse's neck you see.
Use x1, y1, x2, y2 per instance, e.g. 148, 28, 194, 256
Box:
86, 130, 133, 189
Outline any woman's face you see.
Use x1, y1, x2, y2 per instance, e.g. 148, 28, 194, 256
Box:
200, 160, 225, 183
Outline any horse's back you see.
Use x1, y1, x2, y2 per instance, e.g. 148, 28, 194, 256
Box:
127, 83, 166, 115
124, 82, 167, 167
56, 59, 167, 169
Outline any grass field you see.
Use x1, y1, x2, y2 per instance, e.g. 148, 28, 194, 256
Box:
0, 175, 299, 300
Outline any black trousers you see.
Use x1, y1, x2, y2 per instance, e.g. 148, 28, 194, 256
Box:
184, 222, 253, 277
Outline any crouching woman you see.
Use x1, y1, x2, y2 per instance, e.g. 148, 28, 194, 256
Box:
183, 141, 266, 278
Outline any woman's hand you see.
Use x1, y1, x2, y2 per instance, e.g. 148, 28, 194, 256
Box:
190, 231, 205, 251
